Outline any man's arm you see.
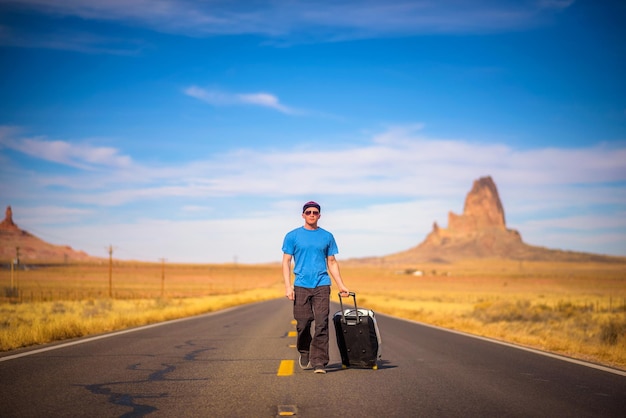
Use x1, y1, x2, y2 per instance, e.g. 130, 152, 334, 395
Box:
327, 255, 349, 296
282, 253, 295, 300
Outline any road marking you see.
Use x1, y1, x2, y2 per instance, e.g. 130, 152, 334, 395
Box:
290, 320, 296, 325
287, 331, 297, 337
277, 404, 297, 416
277, 360, 294, 376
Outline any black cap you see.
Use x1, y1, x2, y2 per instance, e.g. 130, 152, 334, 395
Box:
302, 201, 321, 213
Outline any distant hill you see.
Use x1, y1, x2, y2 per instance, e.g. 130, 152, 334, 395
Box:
0, 206, 97, 263
365, 176, 625, 265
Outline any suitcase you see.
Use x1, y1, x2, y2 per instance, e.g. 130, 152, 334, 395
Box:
333, 292, 382, 369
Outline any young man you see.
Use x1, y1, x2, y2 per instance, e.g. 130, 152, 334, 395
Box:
282, 201, 350, 374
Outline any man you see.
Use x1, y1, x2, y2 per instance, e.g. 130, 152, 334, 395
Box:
282, 201, 350, 374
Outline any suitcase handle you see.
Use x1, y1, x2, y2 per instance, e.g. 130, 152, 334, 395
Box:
338, 292, 361, 324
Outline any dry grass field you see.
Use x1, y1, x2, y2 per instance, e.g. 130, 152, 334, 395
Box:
347, 259, 626, 370
0, 262, 282, 351
1, 259, 625, 370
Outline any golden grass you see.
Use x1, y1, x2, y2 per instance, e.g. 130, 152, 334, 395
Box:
0, 288, 280, 351
1, 259, 625, 370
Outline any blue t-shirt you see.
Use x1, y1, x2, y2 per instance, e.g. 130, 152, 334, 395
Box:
282, 226, 339, 288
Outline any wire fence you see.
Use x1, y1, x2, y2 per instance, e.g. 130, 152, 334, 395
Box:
0, 260, 282, 304
1, 285, 264, 303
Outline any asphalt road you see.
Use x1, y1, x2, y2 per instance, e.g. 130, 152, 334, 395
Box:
1, 298, 624, 417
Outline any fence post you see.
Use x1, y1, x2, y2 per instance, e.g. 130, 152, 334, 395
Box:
108, 245, 113, 298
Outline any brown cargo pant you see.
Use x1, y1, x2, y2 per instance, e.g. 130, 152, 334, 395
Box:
293, 285, 331, 368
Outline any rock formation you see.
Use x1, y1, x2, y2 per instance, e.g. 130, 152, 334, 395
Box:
0, 206, 18, 231
417, 176, 523, 255
381, 176, 621, 264
450, 176, 506, 231
0, 205, 96, 263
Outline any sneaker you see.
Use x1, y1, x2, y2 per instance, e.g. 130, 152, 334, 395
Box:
298, 353, 312, 370
313, 366, 326, 374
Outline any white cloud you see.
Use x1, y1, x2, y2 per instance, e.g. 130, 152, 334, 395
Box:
49, 216, 295, 263
538, 0, 576, 11
3, 124, 626, 262
523, 212, 626, 231
237, 93, 296, 114
1, 0, 575, 43
0, 24, 146, 55
0, 131, 132, 169
16, 205, 93, 227
184, 86, 299, 114
4, 124, 626, 204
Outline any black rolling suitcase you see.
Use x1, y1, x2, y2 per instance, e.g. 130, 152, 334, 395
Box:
333, 292, 382, 369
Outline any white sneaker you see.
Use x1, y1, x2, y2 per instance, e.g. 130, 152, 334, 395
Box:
298, 353, 312, 370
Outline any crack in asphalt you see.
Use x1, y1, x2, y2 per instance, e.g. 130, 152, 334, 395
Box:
81, 341, 214, 417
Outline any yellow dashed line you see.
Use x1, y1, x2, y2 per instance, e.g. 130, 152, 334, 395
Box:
278, 321, 298, 376
277, 404, 297, 415
277, 360, 294, 376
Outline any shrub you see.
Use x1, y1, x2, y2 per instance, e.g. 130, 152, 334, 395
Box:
472, 299, 555, 323
599, 318, 626, 345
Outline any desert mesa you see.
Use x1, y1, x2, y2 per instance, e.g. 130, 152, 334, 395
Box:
364, 176, 624, 264
0, 205, 95, 263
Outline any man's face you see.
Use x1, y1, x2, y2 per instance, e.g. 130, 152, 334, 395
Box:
302, 208, 320, 225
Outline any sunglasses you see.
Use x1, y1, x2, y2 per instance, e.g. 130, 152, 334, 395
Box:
304, 210, 320, 215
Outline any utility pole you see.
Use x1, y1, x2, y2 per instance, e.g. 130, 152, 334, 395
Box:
159, 257, 166, 298
10, 249, 14, 289
15, 246, 20, 292
10, 246, 19, 290
108, 245, 113, 298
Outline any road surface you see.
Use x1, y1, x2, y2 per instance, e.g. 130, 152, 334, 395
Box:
1, 298, 624, 417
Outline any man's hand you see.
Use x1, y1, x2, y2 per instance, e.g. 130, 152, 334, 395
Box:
285, 287, 295, 301
338, 288, 350, 297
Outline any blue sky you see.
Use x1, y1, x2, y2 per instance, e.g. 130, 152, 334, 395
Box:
1, 0, 625, 263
